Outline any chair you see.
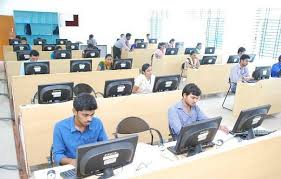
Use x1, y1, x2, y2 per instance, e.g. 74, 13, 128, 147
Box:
168, 125, 176, 141
47, 146, 54, 167
114, 116, 164, 145
222, 78, 234, 111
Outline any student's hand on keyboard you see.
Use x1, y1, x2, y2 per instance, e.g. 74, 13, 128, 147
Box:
219, 125, 230, 134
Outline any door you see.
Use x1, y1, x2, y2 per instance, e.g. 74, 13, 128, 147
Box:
0, 15, 15, 60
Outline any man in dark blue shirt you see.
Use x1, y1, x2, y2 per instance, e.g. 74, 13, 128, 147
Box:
271, 55, 281, 78
53, 93, 108, 166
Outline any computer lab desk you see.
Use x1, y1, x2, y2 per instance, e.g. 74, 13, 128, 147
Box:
33, 130, 281, 179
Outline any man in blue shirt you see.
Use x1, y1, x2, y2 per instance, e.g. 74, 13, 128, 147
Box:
168, 83, 229, 139
271, 55, 281, 77
53, 93, 108, 166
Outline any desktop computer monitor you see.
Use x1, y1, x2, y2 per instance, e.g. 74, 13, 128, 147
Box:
248, 54, 256, 62
149, 39, 157, 44
184, 48, 195, 55
252, 66, 271, 80
168, 117, 222, 156
112, 59, 133, 70
165, 48, 179, 55
75, 134, 138, 178
42, 44, 56, 51
70, 59, 92, 72
33, 38, 46, 45
227, 55, 240, 63
103, 78, 134, 98
152, 75, 180, 92
135, 42, 147, 49
83, 49, 100, 58
38, 82, 74, 104
54, 50, 72, 59
16, 50, 31, 61
200, 56, 217, 65
56, 39, 68, 45
13, 44, 30, 51
134, 39, 144, 43
230, 104, 271, 140
66, 43, 79, 50
24, 61, 50, 75
9, 39, 20, 45
204, 47, 215, 54
175, 42, 184, 49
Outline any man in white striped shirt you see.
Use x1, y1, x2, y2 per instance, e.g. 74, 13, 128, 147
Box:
113, 33, 131, 59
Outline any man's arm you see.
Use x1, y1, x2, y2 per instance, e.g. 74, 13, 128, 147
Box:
97, 120, 108, 142
229, 67, 239, 83
168, 106, 182, 136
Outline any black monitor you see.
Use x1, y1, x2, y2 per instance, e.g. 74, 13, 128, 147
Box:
83, 49, 100, 58
168, 117, 222, 156
9, 39, 20, 45
66, 43, 79, 50
227, 55, 240, 63
54, 50, 72, 59
165, 48, 179, 55
204, 47, 215, 54
75, 134, 138, 178
70, 59, 92, 72
149, 38, 157, 44
152, 75, 180, 92
112, 59, 132, 70
13, 44, 30, 51
56, 39, 68, 45
38, 82, 74, 104
230, 104, 271, 140
200, 56, 217, 65
175, 42, 184, 48
252, 66, 271, 80
42, 44, 56, 51
134, 39, 144, 43
16, 50, 31, 61
24, 61, 50, 75
184, 48, 196, 55
103, 78, 134, 98
248, 54, 256, 62
33, 38, 46, 45
135, 42, 147, 49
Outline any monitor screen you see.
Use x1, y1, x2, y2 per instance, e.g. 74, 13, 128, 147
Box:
149, 39, 157, 44
152, 75, 180, 92
200, 56, 217, 65
227, 55, 240, 63
112, 59, 133, 70
76, 134, 138, 178
83, 49, 100, 58
165, 48, 179, 55
175, 42, 184, 49
248, 54, 256, 62
66, 43, 80, 50
54, 50, 72, 59
184, 48, 196, 55
42, 44, 56, 51
204, 47, 215, 54
24, 61, 50, 75
56, 39, 68, 45
231, 104, 271, 139
38, 82, 74, 104
13, 44, 30, 51
134, 39, 144, 43
103, 78, 134, 98
70, 59, 92, 72
168, 117, 222, 156
16, 50, 31, 61
252, 66, 271, 80
9, 39, 20, 45
33, 38, 46, 45
135, 42, 147, 49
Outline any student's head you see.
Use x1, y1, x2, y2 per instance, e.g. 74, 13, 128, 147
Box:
21, 37, 27, 44
141, 63, 152, 78
105, 54, 113, 66
87, 43, 94, 49
182, 83, 202, 107
278, 55, 281, 63
15, 35, 21, 40
55, 46, 62, 50
169, 39, 175, 44
73, 93, 98, 127
196, 43, 202, 49
237, 47, 246, 57
126, 33, 132, 41
239, 54, 250, 67
190, 51, 198, 59
89, 34, 94, 39
158, 42, 166, 50
120, 34, 124, 38
146, 33, 150, 39
30, 50, 39, 61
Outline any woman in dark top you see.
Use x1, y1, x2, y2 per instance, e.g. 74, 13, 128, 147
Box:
97, 54, 113, 71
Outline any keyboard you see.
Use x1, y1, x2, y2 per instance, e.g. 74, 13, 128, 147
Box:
232, 129, 275, 138
60, 168, 79, 179
167, 141, 215, 155
244, 79, 257, 83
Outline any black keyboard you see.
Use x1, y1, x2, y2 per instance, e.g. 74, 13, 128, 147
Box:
167, 141, 215, 155
60, 168, 79, 179
232, 129, 275, 138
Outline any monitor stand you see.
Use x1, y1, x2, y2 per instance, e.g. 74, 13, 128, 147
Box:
247, 128, 255, 140
99, 168, 114, 179
187, 144, 203, 157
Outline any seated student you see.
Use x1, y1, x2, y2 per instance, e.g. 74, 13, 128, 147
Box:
271, 55, 281, 77
153, 42, 166, 59
132, 63, 155, 94
168, 83, 229, 139
53, 93, 108, 166
87, 34, 97, 46
20, 37, 31, 49
19, 50, 40, 75
237, 47, 246, 57
145, 33, 150, 42
97, 54, 113, 71
167, 38, 175, 48
229, 54, 252, 93
50, 46, 62, 59
113, 33, 131, 59
85, 43, 99, 51
194, 42, 202, 54
130, 39, 142, 51
184, 51, 200, 69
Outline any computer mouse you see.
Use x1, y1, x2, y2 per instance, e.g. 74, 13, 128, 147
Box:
47, 169, 56, 179
214, 139, 224, 146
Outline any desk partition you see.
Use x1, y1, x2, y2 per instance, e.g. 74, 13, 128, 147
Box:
121, 49, 156, 69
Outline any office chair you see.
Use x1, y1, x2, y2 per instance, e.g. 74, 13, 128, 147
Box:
168, 125, 176, 141
47, 146, 55, 167
180, 62, 186, 78
221, 78, 234, 111
73, 83, 103, 97
114, 116, 164, 145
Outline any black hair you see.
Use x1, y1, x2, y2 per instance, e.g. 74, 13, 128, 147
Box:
238, 47, 246, 54
190, 51, 197, 56
73, 93, 98, 111
169, 39, 175, 43
240, 54, 250, 61
196, 43, 202, 47
142, 63, 151, 72
278, 55, 281, 62
15, 35, 21, 39
89, 34, 93, 39
105, 54, 112, 59
146, 33, 150, 36
21, 37, 27, 41
182, 83, 201, 97
126, 33, 132, 37
157, 42, 166, 49
55, 46, 62, 50
30, 50, 39, 57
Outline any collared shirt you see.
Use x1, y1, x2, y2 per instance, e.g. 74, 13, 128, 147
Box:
168, 100, 208, 137
229, 64, 249, 83
134, 74, 156, 94
87, 39, 97, 46
271, 62, 281, 77
114, 37, 130, 50
53, 116, 108, 165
